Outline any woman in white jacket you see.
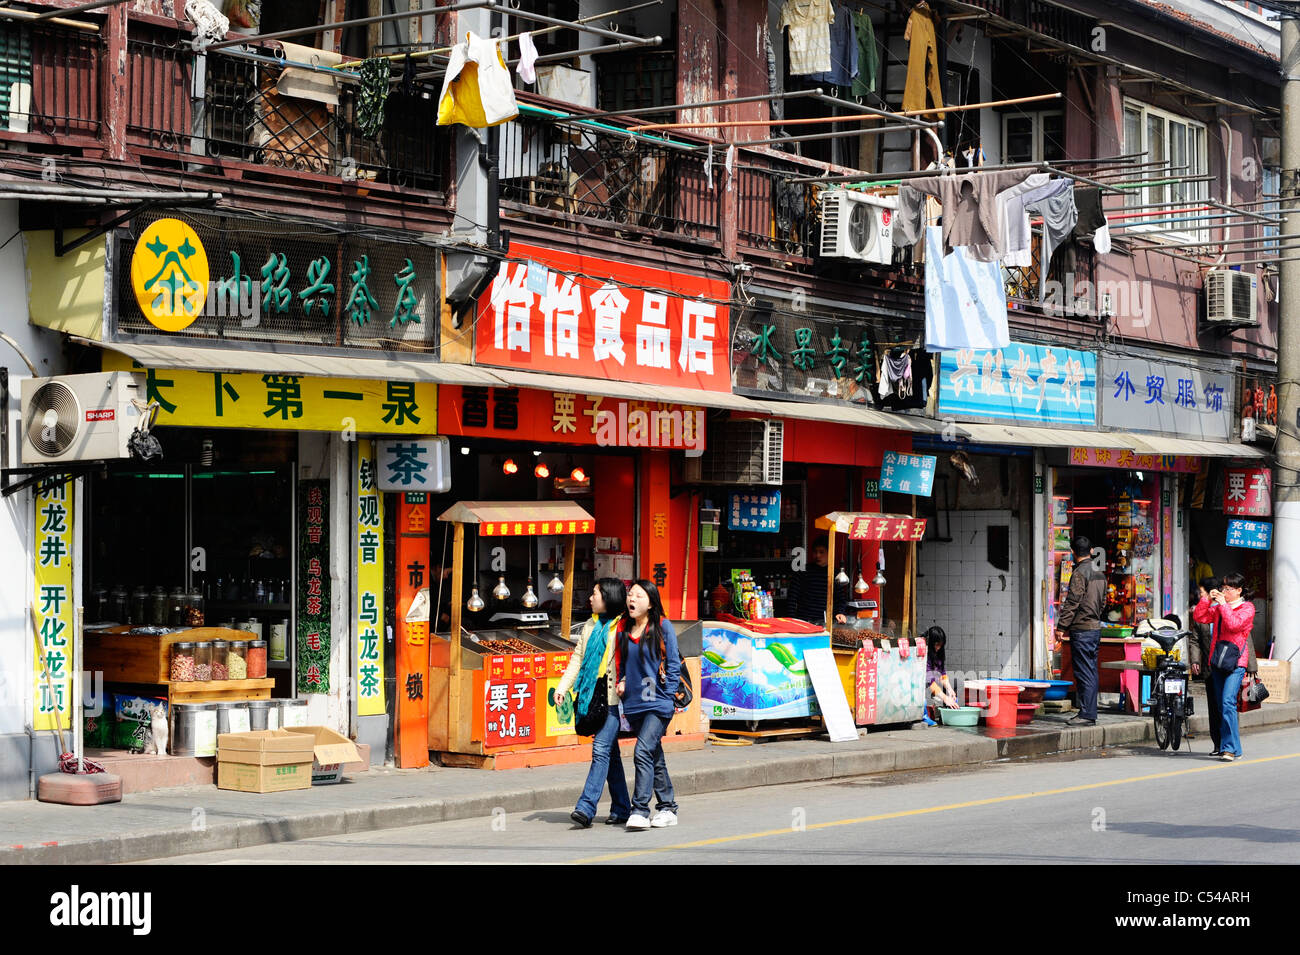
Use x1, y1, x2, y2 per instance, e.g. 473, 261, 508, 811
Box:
556, 578, 628, 827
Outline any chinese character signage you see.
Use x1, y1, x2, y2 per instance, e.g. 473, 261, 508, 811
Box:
297, 480, 331, 694
848, 515, 928, 541
474, 242, 731, 392
854, 645, 878, 726
33, 480, 74, 732
1067, 448, 1201, 473
102, 352, 435, 435
118, 211, 438, 350
1102, 357, 1234, 440
879, 452, 937, 496
377, 438, 450, 492
438, 386, 705, 451
1227, 519, 1272, 550
484, 680, 537, 748
396, 493, 430, 767
938, 342, 1097, 426
355, 441, 385, 717
480, 519, 594, 538
727, 491, 781, 533
1223, 467, 1271, 517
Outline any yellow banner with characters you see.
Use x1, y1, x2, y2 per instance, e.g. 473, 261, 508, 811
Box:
33, 481, 75, 732
102, 352, 436, 435
355, 440, 386, 716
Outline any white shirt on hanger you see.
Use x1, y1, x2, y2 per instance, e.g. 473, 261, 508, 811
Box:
780, 0, 835, 76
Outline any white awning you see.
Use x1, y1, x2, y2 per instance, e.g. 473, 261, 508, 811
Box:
947, 422, 1266, 459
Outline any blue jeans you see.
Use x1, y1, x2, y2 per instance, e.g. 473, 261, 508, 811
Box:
1070, 629, 1101, 720
1211, 667, 1245, 757
629, 711, 677, 816
1206, 668, 1224, 752
574, 710, 631, 820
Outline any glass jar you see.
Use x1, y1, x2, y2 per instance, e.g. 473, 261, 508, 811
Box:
169, 642, 197, 682
224, 577, 240, 602
227, 641, 249, 680
246, 640, 268, 679
210, 640, 230, 681
129, 587, 148, 626
167, 586, 187, 627
193, 642, 213, 682
108, 585, 129, 623
149, 586, 169, 626
90, 587, 107, 622
185, 589, 206, 627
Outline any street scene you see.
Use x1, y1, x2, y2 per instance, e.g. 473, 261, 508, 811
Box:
0, 0, 1296, 908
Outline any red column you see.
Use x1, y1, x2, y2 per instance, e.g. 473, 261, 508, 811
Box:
395, 493, 430, 767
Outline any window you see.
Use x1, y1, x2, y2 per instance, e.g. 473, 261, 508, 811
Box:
1122, 101, 1209, 241
1002, 111, 1064, 165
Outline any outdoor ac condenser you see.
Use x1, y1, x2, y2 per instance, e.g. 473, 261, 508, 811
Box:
683, 419, 783, 485
819, 190, 896, 265
1205, 269, 1258, 327
20, 372, 145, 465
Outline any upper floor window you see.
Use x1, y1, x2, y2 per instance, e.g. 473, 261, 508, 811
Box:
1123, 100, 1208, 242
1002, 110, 1064, 165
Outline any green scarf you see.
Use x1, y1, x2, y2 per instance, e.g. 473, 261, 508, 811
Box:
574, 617, 613, 717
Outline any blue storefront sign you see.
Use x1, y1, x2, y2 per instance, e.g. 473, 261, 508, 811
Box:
728, 490, 781, 533
880, 451, 936, 496
1226, 519, 1272, 550
937, 341, 1097, 426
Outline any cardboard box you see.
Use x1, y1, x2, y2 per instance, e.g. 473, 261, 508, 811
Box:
217, 730, 315, 793
1256, 659, 1291, 704
283, 726, 362, 784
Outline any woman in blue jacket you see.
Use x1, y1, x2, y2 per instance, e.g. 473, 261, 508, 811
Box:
614, 579, 680, 830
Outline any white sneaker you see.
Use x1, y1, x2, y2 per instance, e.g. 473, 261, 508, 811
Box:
625, 813, 651, 830
650, 810, 678, 828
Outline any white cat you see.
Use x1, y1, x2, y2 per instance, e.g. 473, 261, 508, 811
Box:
147, 703, 169, 756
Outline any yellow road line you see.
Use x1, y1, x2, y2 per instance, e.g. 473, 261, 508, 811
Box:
573, 751, 1300, 864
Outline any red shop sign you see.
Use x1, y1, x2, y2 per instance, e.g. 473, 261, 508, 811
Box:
484, 679, 537, 749
1224, 467, 1271, 517
848, 515, 928, 541
474, 243, 731, 392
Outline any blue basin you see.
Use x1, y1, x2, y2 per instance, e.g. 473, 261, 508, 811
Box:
1005, 678, 1073, 701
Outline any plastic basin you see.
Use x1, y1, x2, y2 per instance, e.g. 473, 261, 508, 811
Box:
1015, 702, 1038, 725
984, 683, 1023, 728
938, 706, 981, 727
1005, 678, 1072, 701
1008, 682, 1050, 705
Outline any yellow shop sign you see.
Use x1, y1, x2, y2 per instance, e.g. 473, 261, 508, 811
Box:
130, 218, 210, 332
102, 352, 436, 434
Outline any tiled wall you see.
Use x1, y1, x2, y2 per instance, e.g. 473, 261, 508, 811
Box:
917, 509, 1023, 683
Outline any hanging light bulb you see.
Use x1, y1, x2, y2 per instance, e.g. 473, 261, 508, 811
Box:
548, 573, 564, 594
534, 462, 550, 478
521, 582, 539, 608
854, 573, 871, 595
834, 567, 851, 585
492, 576, 511, 600
467, 587, 485, 612
872, 546, 887, 588
502, 458, 518, 475
570, 467, 587, 483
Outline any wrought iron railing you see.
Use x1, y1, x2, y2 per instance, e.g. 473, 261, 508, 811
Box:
735, 159, 821, 260
497, 110, 720, 247
125, 34, 449, 192
0, 21, 101, 138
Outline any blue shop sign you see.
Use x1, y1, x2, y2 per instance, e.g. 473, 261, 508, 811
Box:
880, 451, 937, 496
938, 341, 1097, 426
1226, 519, 1272, 551
728, 490, 781, 533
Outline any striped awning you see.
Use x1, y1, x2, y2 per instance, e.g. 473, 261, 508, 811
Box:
437, 501, 595, 536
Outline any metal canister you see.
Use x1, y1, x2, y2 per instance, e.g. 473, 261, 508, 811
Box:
170, 703, 217, 757
247, 700, 276, 731
279, 698, 309, 727
214, 700, 251, 736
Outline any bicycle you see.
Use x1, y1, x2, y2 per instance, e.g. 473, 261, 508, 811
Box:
1146, 629, 1193, 751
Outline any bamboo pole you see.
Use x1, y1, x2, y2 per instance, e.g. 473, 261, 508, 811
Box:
561, 536, 576, 639
448, 521, 465, 754
629, 92, 1062, 133
824, 529, 836, 633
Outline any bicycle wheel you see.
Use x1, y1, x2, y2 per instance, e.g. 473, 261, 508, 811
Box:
1153, 697, 1170, 750
1170, 711, 1183, 750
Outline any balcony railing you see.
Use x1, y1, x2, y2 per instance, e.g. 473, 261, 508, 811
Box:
125, 31, 449, 192
735, 157, 821, 260
498, 105, 720, 249
0, 21, 101, 140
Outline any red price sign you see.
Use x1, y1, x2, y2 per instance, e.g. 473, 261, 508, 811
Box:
484, 679, 537, 749
854, 645, 878, 726
848, 516, 927, 541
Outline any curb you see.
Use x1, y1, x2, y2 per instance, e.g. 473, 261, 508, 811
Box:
6, 703, 1298, 865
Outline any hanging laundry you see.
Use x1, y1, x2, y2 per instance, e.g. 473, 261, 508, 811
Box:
893, 184, 926, 248
780, 0, 835, 76
726, 144, 736, 191
810, 2, 859, 88
851, 11, 878, 98
902, 4, 944, 117
997, 172, 1051, 268
356, 58, 392, 139
437, 32, 520, 128
886, 350, 913, 399
402, 53, 416, 96
923, 225, 1010, 352
517, 32, 540, 85
1025, 183, 1078, 299
909, 169, 1036, 261
1071, 185, 1110, 254
705, 142, 714, 190
1093, 224, 1112, 254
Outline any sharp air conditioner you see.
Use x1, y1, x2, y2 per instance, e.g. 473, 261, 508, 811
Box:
1205, 269, 1258, 327
819, 190, 896, 265
20, 372, 145, 465
684, 419, 783, 485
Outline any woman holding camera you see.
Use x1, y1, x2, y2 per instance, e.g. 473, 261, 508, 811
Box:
1191, 572, 1255, 762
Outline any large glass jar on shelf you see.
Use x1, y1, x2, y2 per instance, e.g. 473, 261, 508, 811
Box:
185, 589, 206, 626
167, 586, 187, 627
129, 586, 148, 626
193, 642, 213, 681
227, 641, 249, 680
108, 585, 128, 623
170, 642, 197, 682
246, 640, 268, 679
210, 640, 229, 681
149, 586, 169, 626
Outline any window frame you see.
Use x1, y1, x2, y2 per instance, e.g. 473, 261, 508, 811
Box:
1000, 109, 1064, 165
1121, 99, 1210, 243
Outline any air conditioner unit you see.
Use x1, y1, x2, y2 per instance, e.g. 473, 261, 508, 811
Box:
683, 419, 783, 485
1205, 269, 1258, 327
819, 190, 896, 265
20, 372, 145, 465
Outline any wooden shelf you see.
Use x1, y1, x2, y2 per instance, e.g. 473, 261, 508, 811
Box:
168, 678, 276, 705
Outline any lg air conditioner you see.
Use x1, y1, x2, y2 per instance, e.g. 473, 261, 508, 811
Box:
819, 190, 896, 265
1205, 269, 1258, 327
20, 372, 145, 465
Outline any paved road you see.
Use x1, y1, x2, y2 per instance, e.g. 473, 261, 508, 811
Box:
140, 725, 1300, 865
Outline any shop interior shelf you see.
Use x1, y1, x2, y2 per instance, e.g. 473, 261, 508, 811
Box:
167, 678, 276, 706
208, 601, 292, 612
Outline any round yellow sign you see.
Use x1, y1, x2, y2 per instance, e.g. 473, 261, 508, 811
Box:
130, 218, 210, 332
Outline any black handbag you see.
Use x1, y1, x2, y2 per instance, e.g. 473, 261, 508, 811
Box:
1211, 640, 1241, 673
1245, 675, 1270, 705
574, 675, 610, 737
658, 650, 693, 710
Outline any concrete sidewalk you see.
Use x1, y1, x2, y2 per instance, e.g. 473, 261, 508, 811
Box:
5, 701, 1297, 865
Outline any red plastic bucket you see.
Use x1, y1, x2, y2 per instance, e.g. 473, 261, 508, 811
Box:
985, 683, 1023, 729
